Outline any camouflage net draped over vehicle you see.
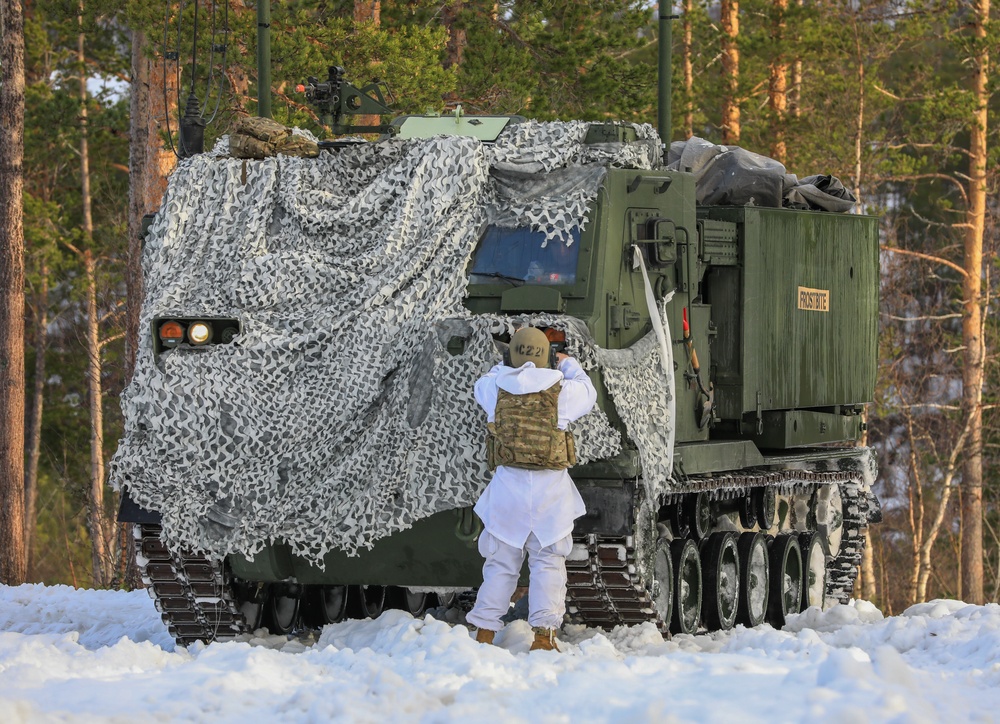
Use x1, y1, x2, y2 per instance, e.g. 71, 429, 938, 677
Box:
110, 121, 674, 563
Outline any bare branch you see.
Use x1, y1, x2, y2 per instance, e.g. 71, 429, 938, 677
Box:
98, 332, 124, 350
881, 246, 969, 278
883, 142, 970, 158
908, 206, 965, 230
887, 174, 970, 206
882, 313, 962, 322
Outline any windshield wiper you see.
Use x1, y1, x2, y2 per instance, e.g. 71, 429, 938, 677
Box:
470, 272, 525, 287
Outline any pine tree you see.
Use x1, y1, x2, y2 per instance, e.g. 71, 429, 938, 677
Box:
0, 0, 28, 585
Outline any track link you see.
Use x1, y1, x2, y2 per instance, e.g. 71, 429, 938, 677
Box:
136, 524, 248, 646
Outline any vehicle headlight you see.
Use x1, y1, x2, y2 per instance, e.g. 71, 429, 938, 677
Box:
188, 322, 212, 345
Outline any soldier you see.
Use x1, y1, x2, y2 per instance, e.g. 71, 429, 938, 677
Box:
467, 326, 597, 651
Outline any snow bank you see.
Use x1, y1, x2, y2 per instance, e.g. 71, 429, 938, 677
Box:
0, 584, 998, 722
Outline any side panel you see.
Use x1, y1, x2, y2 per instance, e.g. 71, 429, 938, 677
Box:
706, 207, 878, 416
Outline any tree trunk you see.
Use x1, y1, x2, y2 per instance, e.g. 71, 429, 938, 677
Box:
78, 13, 112, 588
24, 260, 46, 577
83, 249, 111, 587
789, 0, 803, 119
682, 0, 694, 139
126, 28, 173, 376
443, 1, 466, 71
353, 0, 382, 128
852, 48, 864, 208
907, 430, 924, 604
0, 0, 27, 586
720, 0, 740, 144
856, 409, 876, 602
353, 0, 380, 24
767, 0, 787, 162
960, 0, 989, 605
861, 531, 876, 601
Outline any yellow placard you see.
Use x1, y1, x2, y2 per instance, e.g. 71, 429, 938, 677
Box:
798, 286, 830, 312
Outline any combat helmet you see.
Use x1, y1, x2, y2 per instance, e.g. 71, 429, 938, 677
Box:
507, 327, 555, 368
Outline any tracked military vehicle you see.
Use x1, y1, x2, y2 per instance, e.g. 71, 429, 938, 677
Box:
114, 12, 880, 646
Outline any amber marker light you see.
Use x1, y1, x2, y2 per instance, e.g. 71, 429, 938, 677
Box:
159, 320, 185, 347
188, 322, 212, 345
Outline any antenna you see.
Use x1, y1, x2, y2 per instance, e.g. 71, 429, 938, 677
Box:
162, 0, 230, 158
658, 1, 676, 146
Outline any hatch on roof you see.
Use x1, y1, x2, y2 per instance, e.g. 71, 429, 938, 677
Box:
390, 113, 525, 142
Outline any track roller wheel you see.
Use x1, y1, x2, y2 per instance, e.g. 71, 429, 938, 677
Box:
688, 492, 713, 541
799, 533, 827, 611
670, 539, 702, 635
754, 487, 776, 532
700, 532, 740, 631
739, 494, 757, 529
668, 500, 691, 539
263, 588, 301, 635
767, 534, 803, 628
351, 585, 386, 619
651, 537, 674, 630
736, 532, 769, 628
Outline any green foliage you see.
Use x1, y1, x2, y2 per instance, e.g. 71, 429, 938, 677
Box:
455, 1, 654, 121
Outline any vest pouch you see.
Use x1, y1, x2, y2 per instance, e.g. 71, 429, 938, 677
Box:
565, 431, 577, 467
485, 424, 497, 471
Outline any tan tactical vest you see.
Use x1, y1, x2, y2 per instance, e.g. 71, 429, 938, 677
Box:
485, 382, 576, 471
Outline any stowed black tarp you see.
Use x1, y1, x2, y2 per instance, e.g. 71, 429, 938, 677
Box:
666, 137, 857, 213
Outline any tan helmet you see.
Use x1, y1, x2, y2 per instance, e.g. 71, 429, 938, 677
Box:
508, 327, 552, 368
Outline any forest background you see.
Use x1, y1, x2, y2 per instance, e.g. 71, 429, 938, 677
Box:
0, 0, 997, 614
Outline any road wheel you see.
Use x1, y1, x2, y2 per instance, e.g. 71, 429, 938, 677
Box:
386, 586, 430, 617
351, 585, 386, 619
263, 588, 300, 635
670, 539, 702, 635
799, 532, 827, 611
301, 585, 348, 628
701, 532, 740, 631
651, 537, 674, 631
767, 534, 803, 628
736, 532, 769, 627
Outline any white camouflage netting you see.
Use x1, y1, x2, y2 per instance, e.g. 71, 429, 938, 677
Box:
110, 121, 674, 562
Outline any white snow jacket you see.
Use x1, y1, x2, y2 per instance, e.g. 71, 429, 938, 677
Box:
473, 357, 598, 549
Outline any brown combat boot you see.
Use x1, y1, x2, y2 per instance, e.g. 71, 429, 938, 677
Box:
529, 627, 559, 652
475, 628, 496, 645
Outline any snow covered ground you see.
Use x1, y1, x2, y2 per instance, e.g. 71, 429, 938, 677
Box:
0, 584, 997, 723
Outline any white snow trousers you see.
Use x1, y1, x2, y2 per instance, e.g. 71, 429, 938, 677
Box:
466, 530, 574, 631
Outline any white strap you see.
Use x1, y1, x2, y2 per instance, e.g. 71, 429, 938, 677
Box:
632, 246, 675, 476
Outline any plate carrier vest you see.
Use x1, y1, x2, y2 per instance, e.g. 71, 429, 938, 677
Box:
485, 382, 576, 471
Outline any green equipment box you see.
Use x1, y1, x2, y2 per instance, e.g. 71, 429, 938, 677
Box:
702, 206, 879, 422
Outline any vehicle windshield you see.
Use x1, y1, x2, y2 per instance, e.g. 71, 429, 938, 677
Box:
469, 226, 581, 285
